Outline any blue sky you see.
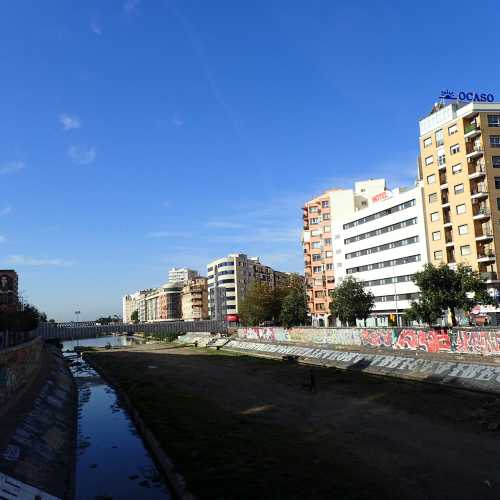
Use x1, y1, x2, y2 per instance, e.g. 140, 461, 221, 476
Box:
1, 0, 499, 320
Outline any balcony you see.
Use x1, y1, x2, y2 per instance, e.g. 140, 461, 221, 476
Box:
466, 143, 484, 159
473, 208, 491, 220
443, 216, 452, 227
475, 226, 494, 241
480, 271, 498, 282
464, 123, 481, 140
469, 166, 486, 180
478, 253, 496, 263
470, 185, 488, 199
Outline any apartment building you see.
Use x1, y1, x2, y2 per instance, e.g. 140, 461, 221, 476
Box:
206, 253, 286, 322
419, 101, 500, 298
302, 179, 387, 326
168, 267, 198, 284
182, 277, 209, 320
0, 270, 19, 313
332, 185, 429, 326
122, 291, 142, 323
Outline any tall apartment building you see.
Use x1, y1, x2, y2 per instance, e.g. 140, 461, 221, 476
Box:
332, 185, 429, 326
168, 267, 198, 284
143, 282, 183, 322
302, 179, 387, 326
419, 101, 500, 298
182, 277, 209, 321
206, 253, 286, 322
122, 291, 142, 323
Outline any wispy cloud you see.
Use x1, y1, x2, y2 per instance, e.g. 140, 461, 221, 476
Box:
68, 145, 96, 165
205, 220, 244, 229
6, 255, 73, 267
162, 201, 170, 208
90, 16, 103, 35
0, 161, 24, 175
146, 230, 193, 239
172, 116, 184, 128
123, 0, 140, 16
0, 206, 11, 217
60, 113, 81, 130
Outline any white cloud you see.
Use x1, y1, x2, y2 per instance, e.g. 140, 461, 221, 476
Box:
68, 145, 96, 165
6, 255, 72, 267
205, 220, 243, 229
0, 206, 11, 217
0, 161, 24, 175
90, 17, 103, 35
60, 113, 81, 130
124, 0, 140, 15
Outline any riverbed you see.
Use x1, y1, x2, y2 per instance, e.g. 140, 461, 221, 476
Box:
64, 335, 171, 499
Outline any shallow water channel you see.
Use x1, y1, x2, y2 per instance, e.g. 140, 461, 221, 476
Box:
63, 335, 172, 499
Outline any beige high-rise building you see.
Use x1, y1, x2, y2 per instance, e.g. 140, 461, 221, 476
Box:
182, 277, 209, 321
302, 179, 387, 326
418, 101, 500, 295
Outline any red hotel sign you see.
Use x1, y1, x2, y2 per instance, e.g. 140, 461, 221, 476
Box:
371, 190, 392, 203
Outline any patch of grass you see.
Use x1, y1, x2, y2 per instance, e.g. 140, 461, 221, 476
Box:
87, 351, 384, 500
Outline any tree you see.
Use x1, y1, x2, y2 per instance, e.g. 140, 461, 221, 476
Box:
406, 263, 495, 326
130, 310, 139, 323
329, 277, 374, 326
239, 282, 277, 326
279, 280, 309, 327
0, 304, 41, 333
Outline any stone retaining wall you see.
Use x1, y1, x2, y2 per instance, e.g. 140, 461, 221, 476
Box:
225, 339, 500, 394
0, 338, 43, 410
237, 327, 500, 356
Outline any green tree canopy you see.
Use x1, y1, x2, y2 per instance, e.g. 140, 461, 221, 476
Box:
279, 275, 309, 327
0, 304, 41, 333
405, 263, 495, 326
130, 310, 139, 322
239, 281, 278, 326
329, 277, 374, 326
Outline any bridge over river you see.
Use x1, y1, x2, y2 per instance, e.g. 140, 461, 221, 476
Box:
34, 319, 227, 341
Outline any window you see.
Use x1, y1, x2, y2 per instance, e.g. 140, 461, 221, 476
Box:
321, 200, 329, 208
438, 154, 446, 166
460, 245, 471, 256
313, 266, 321, 273
488, 115, 500, 128
344, 218, 417, 244
322, 213, 330, 220
430, 212, 439, 222
428, 193, 437, 203
496, 177, 500, 189
452, 163, 462, 174
450, 144, 460, 155
458, 224, 468, 235
311, 229, 321, 236
310, 217, 320, 224
427, 174, 436, 184
497, 198, 500, 210
490, 136, 500, 148
423, 137, 432, 148
325, 263, 333, 270
454, 183, 464, 194
324, 238, 332, 245
324, 226, 331, 233
325, 251, 333, 257
425, 155, 434, 166
493, 156, 500, 168
312, 254, 321, 261
434, 250, 443, 260
343, 199, 415, 230
435, 129, 444, 147
456, 203, 466, 214
432, 231, 441, 241
448, 124, 458, 135
309, 206, 318, 213
312, 241, 321, 249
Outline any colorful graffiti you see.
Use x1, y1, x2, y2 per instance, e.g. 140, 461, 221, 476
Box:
238, 327, 290, 342
360, 329, 393, 348
455, 330, 500, 355
394, 329, 451, 353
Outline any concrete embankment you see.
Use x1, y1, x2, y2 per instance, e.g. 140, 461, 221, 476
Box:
0, 343, 76, 499
223, 337, 500, 394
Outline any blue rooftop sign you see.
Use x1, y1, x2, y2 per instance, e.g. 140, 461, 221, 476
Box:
440, 89, 494, 102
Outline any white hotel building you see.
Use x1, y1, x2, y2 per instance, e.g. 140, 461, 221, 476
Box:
331, 183, 430, 326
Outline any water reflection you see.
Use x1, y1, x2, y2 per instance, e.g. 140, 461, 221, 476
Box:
64, 335, 171, 500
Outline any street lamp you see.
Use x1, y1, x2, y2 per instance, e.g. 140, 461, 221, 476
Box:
75, 310, 80, 323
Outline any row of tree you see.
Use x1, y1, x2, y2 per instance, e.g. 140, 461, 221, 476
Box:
329, 263, 495, 327
0, 304, 44, 333
238, 274, 309, 327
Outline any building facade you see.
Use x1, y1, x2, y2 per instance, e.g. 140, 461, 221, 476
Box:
182, 277, 209, 321
419, 101, 500, 300
206, 253, 286, 322
143, 282, 183, 322
168, 268, 198, 284
302, 179, 387, 326
332, 185, 429, 326
0, 270, 19, 313
122, 291, 142, 323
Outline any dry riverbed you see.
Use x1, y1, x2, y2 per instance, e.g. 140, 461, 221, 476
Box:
86, 344, 500, 500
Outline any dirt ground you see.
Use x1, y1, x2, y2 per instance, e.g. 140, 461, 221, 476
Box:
89, 344, 500, 500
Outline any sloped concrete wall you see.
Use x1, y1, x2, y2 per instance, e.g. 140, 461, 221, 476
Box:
0, 338, 43, 410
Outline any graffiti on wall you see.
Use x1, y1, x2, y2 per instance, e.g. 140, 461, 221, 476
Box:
393, 329, 451, 353
455, 330, 500, 355
238, 327, 290, 342
360, 329, 394, 348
